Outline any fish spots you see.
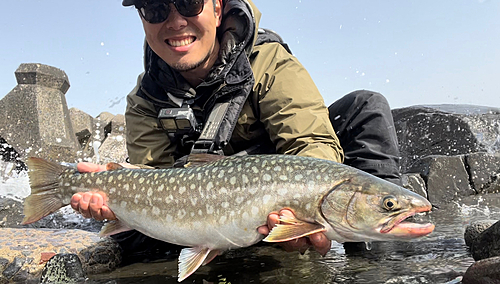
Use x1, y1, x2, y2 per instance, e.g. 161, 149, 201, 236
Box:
242, 175, 249, 185
274, 166, 282, 172
278, 188, 288, 196
219, 215, 227, 224
305, 203, 312, 210
142, 208, 148, 216
221, 202, 229, 208
206, 182, 214, 191
248, 186, 258, 195
120, 201, 127, 208
108, 176, 114, 183
251, 206, 259, 216
262, 195, 271, 204
230, 177, 237, 185
178, 209, 186, 218
206, 205, 214, 215
218, 170, 225, 179
251, 166, 259, 174
157, 184, 164, 192
152, 206, 160, 216
236, 197, 244, 205
96, 178, 102, 185
134, 194, 141, 204
117, 174, 123, 181
190, 184, 196, 190
263, 174, 272, 182
123, 184, 129, 191
242, 212, 249, 220
147, 188, 153, 197
133, 172, 139, 178
220, 188, 228, 194
179, 186, 186, 194
166, 214, 173, 222
191, 198, 197, 206
109, 187, 116, 194
169, 177, 176, 184
295, 174, 303, 181
198, 209, 203, 216
279, 175, 288, 181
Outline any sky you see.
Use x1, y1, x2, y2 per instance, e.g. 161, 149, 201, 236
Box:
1, 0, 499, 117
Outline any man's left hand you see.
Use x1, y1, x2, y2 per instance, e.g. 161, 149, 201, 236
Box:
257, 209, 331, 256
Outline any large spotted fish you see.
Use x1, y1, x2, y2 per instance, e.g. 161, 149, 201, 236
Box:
22, 154, 434, 282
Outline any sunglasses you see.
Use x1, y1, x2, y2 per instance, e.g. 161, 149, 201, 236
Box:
138, 0, 205, 24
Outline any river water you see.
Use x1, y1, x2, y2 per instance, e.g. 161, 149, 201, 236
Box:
1, 161, 499, 284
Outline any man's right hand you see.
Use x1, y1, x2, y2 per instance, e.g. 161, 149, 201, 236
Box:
70, 162, 118, 221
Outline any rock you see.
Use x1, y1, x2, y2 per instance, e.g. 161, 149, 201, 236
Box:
0, 228, 120, 283
465, 220, 497, 247
401, 173, 427, 199
407, 155, 475, 206
69, 108, 95, 159
470, 220, 500, 261
94, 112, 115, 142
466, 153, 500, 194
462, 256, 500, 284
40, 253, 85, 284
95, 114, 127, 164
393, 105, 500, 172
0, 63, 80, 163
0, 198, 24, 228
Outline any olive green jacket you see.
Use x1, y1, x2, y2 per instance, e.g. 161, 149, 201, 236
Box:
125, 0, 343, 168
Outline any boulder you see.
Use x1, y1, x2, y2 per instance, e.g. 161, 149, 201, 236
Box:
407, 155, 475, 206
465, 220, 498, 247
462, 256, 500, 284
0, 63, 79, 163
0, 228, 120, 283
470, 220, 500, 261
466, 153, 500, 194
393, 105, 500, 172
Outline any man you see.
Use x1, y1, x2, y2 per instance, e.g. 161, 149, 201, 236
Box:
72, 0, 401, 263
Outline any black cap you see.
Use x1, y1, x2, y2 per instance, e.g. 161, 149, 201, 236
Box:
122, 0, 136, 6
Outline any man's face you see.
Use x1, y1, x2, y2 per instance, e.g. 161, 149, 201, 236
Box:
141, 0, 222, 73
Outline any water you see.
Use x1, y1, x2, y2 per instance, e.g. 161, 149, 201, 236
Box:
1, 161, 499, 284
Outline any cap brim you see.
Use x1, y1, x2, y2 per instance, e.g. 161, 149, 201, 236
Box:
122, 0, 136, 6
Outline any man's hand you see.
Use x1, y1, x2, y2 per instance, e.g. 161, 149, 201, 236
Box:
257, 209, 331, 256
70, 162, 134, 221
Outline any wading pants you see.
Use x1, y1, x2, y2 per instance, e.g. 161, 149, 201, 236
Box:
112, 89, 402, 263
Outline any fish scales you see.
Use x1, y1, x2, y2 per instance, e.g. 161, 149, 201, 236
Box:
22, 154, 435, 282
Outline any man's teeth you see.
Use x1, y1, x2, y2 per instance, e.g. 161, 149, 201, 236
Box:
168, 37, 194, 47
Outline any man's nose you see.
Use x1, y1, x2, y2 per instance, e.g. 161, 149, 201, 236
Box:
165, 4, 188, 30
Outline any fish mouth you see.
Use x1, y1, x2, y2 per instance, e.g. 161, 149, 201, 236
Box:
379, 205, 435, 238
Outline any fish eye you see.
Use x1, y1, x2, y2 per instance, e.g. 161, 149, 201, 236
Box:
383, 196, 397, 210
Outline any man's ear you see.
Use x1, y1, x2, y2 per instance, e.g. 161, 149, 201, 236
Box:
215, 0, 223, 27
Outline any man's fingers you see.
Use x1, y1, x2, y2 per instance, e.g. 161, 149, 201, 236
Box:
78, 192, 92, 218
77, 162, 107, 173
309, 233, 331, 256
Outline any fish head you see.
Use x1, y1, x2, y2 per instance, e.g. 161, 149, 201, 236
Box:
320, 174, 434, 242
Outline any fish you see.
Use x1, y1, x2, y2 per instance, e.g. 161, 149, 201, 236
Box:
22, 154, 434, 282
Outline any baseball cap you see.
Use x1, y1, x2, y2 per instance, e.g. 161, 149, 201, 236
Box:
122, 0, 136, 6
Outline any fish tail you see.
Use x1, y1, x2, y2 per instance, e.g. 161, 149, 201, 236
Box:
21, 157, 74, 225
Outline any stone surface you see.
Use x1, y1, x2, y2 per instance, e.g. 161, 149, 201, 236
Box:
0, 198, 23, 228
40, 253, 85, 284
462, 256, 500, 284
470, 220, 500, 261
401, 173, 428, 199
466, 152, 500, 194
393, 105, 500, 172
465, 219, 497, 247
69, 107, 95, 159
407, 155, 476, 206
0, 228, 98, 282
0, 63, 79, 163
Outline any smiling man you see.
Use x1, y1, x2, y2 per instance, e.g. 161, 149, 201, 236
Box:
71, 0, 402, 265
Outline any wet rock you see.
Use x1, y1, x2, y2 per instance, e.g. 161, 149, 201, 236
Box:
95, 112, 115, 142
466, 153, 500, 194
69, 107, 95, 159
407, 155, 475, 206
462, 256, 500, 284
401, 173, 427, 199
465, 220, 497, 247
80, 237, 122, 274
393, 104, 500, 172
0, 63, 79, 163
0, 198, 24, 228
470, 220, 500, 261
0, 228, 103, 281
40, 253, 85, 284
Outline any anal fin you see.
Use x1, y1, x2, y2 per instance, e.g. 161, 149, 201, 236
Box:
178, 247, 214, 282
98, 220, 132, 237
263, 215, 326, 242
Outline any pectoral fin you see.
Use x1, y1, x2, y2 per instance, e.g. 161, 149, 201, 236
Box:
98, 220, 132, 237
263, 215, 326, 242
178, 247, 216, 282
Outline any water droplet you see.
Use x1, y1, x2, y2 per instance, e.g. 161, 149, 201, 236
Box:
365, 241, 372, 251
